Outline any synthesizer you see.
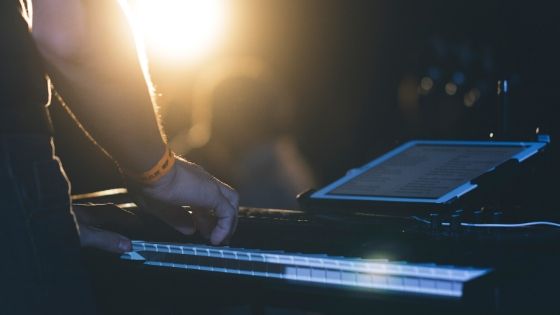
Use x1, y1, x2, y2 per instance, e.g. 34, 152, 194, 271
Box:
122, 240, 490, 298
76, 189, 560, 314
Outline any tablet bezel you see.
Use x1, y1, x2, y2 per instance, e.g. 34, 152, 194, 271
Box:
310, 140, 547, 205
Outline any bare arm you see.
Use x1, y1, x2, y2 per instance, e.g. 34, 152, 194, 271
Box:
31, 0, 238, 245
31, 0, 164, 172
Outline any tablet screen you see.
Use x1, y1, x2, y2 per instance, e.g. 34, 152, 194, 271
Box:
312, 140, 546, 204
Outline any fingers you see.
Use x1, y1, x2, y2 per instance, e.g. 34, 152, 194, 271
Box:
210, 197, 237, 245
216, 183, 239, 239
192, 208, 216, 240
134, 159, 240, 245
79, 225, 131, 253
217, 183, 239, 209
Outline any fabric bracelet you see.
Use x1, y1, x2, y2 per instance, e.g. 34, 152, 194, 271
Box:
127, 147, 176, 184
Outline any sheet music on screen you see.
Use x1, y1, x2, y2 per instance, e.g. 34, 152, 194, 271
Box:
329, 145, 525, 199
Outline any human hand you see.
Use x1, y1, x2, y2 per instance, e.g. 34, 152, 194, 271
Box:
73, 203, 135, 253
130, 157, 239, 245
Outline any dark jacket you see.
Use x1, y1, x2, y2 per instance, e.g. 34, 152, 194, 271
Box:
0, 0, 51, 134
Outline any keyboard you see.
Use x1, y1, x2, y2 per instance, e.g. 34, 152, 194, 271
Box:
122, 240, 491, 298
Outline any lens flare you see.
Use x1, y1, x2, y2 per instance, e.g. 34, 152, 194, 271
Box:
130, 0, 228, 61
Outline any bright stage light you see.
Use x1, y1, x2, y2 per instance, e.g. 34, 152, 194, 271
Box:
130, 0, 228, 61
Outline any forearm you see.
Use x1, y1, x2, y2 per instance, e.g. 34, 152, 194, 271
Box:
32, 0, 165, 172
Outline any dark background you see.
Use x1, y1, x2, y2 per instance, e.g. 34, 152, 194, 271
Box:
51, 0, 560, 208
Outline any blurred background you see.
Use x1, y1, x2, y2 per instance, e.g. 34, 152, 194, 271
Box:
51, 0, 560, 209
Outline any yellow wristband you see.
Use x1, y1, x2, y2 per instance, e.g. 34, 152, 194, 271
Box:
127, 147, 176, 184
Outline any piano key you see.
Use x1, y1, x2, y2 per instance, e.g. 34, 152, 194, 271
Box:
296, 267, 312, 280
122, 240, 491, 298
311, 269, 327, 283
120, 251, 146, 261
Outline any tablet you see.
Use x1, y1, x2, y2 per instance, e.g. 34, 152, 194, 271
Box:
309, 140, 547, 205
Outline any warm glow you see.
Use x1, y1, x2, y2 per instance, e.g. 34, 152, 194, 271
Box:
130, 0, 228, 60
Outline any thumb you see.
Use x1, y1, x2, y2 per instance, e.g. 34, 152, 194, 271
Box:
79, 225, 132, 253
